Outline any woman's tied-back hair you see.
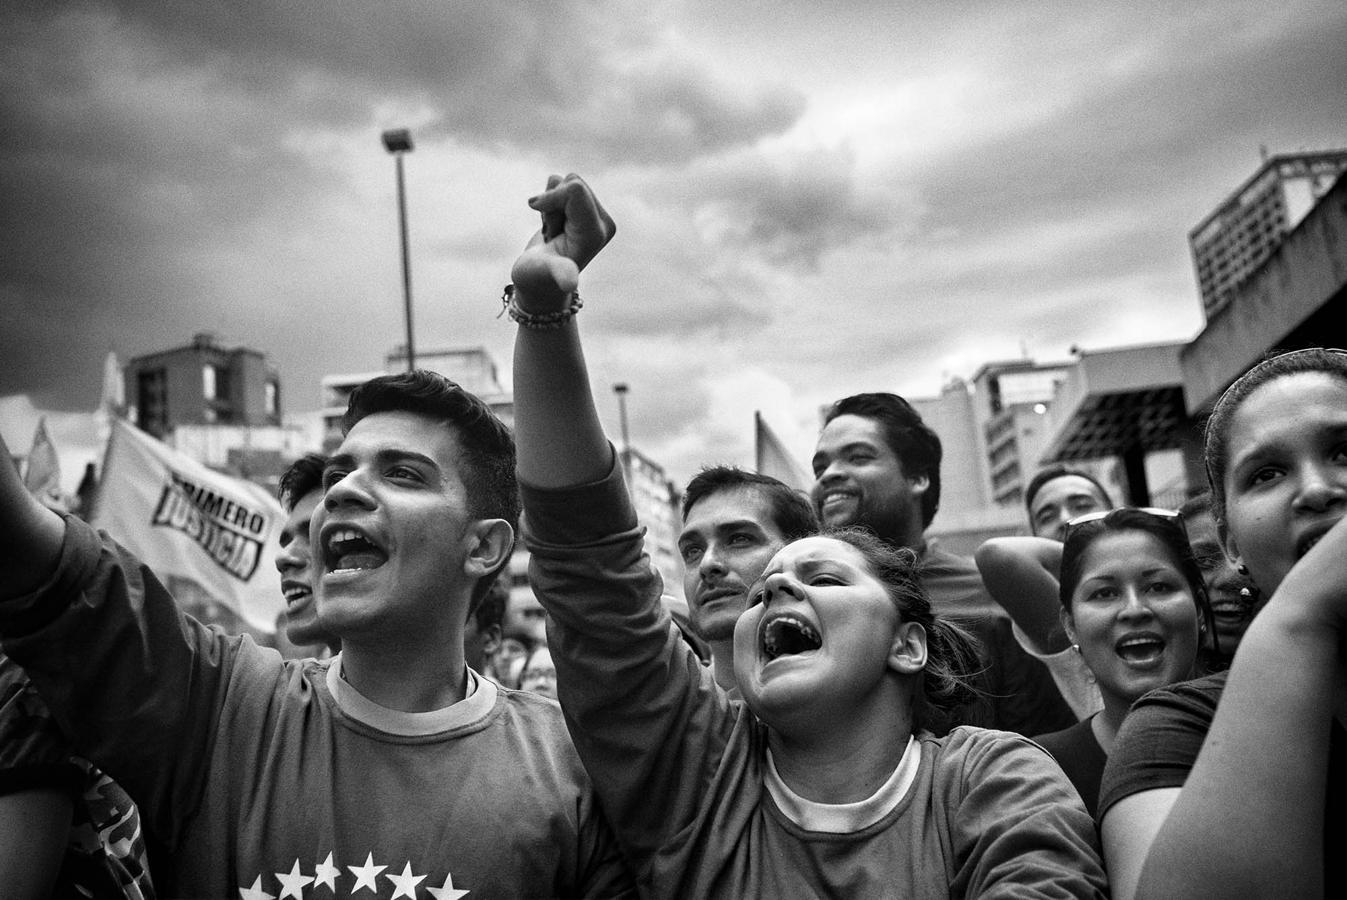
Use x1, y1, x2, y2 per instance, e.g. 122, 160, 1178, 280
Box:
823, 527, 982, 734
1204, 348, 1347, 536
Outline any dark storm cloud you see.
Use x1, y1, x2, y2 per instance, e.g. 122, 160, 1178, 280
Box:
0, 0, 805, 408
69, 0, 803, 162
3, 0, 1345, 486
677, 147, 908, 269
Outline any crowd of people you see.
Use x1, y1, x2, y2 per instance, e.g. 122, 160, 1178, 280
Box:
1, 173, 1342, 898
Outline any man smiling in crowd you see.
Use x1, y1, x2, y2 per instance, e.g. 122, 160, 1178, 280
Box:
811, 392, 1075, 734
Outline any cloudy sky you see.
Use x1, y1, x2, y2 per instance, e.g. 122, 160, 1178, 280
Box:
3, 0, 1345, 486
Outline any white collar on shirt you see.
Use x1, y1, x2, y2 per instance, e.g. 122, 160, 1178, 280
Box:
764, 734, 921, 834
326, 654, 497, 736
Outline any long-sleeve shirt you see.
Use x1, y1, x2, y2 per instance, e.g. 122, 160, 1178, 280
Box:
522, 457, 1109, 899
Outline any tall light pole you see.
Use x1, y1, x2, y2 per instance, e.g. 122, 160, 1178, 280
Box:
382, 128, 416, 371
613, 383, 632, 484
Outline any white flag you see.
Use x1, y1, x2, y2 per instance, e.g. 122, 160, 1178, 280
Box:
754, 411, 811, 492
23, 416, 62, 503
91, 418, 285, 634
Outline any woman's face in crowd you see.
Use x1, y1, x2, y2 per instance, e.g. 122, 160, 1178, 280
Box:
733, 537, 908, 724
1065, 530, 1200, 711
1221, 372, 1347, 595
1183, 506, 1257, 655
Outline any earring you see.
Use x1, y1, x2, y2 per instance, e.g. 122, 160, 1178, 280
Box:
1071, 643, 1081, 654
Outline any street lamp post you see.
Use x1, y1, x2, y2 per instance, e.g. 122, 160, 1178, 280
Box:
382, 128, 416, 371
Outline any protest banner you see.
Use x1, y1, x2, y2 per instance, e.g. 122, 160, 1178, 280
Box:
91, 418, 285, 633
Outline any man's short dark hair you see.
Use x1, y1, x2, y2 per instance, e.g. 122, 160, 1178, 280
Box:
822, 393, 942, 529
342, 370, 520, 534
681, 466, 818, 540
1023, 464, 1114, 515
278, 453, 328, 512
342, 370, 520, 598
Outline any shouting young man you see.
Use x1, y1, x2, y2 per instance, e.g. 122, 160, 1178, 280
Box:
0, 373, 631, 898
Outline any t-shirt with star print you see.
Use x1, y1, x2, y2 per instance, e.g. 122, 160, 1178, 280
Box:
0, 515, 635, 899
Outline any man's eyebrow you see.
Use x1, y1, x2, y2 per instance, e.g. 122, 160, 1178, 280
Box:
372, 448, 439, 469
817, 440, 878, 461
715, 519, 767, 534
794, 558, 844, 577
324, 452, 355, 473
324, 448, 439, 471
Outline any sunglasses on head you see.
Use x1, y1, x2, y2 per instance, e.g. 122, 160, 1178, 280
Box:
1062, 507, 1183, 544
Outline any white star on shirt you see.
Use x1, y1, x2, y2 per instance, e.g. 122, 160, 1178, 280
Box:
386, 861, 428, 899
313, 852, 340, 891
426, 871, 471, 900
238, 875, 276, 900
275, 860, 314, 899
348, 853, 387, 893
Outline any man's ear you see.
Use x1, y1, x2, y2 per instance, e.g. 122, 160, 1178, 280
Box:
462, 519, 515, 582
888, 621, 928, 676
907, 472, 930, 499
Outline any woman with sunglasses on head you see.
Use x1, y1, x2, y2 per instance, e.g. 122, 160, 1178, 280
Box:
978, 509, 1207, 817
1099, 348, 1347, 900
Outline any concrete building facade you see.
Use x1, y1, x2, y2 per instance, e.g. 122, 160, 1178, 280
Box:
125, 332, 281, 439
1040, 161, 1346, 507
320, 346, 514, 452
1189, 149, 1347, 319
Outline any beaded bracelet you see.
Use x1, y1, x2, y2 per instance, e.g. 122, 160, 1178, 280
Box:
499, 284, 584, 329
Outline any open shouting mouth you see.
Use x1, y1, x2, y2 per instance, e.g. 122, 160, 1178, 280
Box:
761, 613, 823, 660
323, 526, 389, 575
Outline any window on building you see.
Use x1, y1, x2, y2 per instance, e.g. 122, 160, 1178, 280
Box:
136, 367, 168, 437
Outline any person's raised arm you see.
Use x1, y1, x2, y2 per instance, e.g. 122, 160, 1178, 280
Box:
975, 536, 1067, 653
1104, 516, 1347, 900
0, 431, 65, 600
509, 173, 616, 490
